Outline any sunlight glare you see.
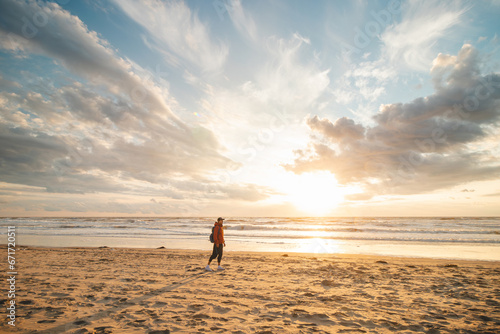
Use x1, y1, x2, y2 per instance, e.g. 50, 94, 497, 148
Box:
281, 171, 346, 216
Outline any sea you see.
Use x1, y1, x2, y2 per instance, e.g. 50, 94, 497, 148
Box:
1, 217, 499, 261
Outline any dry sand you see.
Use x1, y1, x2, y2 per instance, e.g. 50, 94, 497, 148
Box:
1, 246, 499, 333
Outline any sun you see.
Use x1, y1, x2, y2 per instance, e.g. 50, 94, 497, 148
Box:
279, 171, 347, 216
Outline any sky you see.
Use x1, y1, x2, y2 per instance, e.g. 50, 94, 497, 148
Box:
0, 0, 499, 217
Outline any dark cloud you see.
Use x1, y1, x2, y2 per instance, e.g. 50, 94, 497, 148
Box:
307, 116, 365, 142
0, 74, 22, 90
285, 45, 500, 198
0, 123, 128, 194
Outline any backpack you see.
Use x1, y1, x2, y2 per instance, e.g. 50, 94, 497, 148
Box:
209, 225, 221, 243
209, 226, 215, 243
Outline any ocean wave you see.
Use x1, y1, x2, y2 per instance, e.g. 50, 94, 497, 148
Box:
2, 217, 499, 245
9, 230, 499, 244
222, 224, 497, 235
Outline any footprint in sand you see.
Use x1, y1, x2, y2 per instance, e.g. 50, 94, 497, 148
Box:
19, 299, 34, 305
191, 313, 211, 319
92, 326, 114, 334
321, 279, 335, 288
73, 320, 91, 326
72, 329, 90, 334
37, 319, 56, 323
51, 292, 69, 298
187, 303, 204, 311
212, 305, 231, 314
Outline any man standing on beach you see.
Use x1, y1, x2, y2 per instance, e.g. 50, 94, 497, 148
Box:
206, 217, 226, 271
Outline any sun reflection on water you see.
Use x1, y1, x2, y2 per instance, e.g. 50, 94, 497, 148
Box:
296, 238, 344, 254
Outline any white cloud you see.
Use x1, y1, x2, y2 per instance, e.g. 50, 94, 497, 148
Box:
381, 0, 467, 71
228, 0, 258, 41
256, 34, 330, 110
113, 0, 228, 73
197, 33, 331, 166
331, 56, 398, 116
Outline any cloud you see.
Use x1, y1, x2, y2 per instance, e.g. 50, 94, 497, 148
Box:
336, 57, 397, 104
381, 0, 467, 71
0, 0, 270, 208
197, 32, 330, 165
333, 1, 468, 110
0, 74, 22, 90
228, 0, 258, 41
460, 189, 475, 192
208, 33, 329, 118
285, 45, 500, 198
0, 84, 263, 199
112, 0, 228, 72
307, 116, 365, 142
0, 0, 187, 127
256, 33, 330, 110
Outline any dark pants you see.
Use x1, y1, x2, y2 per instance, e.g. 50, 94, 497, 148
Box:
209, 244, 223, 263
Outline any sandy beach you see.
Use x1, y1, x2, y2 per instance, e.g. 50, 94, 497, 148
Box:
2, 246, 499, 333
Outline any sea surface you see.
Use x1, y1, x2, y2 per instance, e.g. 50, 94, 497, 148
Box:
1, 217, 499, 261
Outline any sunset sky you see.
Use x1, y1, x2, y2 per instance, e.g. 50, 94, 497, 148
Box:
0, 0, 499, 217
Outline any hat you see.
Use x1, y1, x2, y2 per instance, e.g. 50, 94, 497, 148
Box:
217, 217, 225, 221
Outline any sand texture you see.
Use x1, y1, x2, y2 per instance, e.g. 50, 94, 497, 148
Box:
1, 246, 500, 333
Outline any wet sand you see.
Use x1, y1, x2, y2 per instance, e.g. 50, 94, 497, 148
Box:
1, 246, 499, 333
